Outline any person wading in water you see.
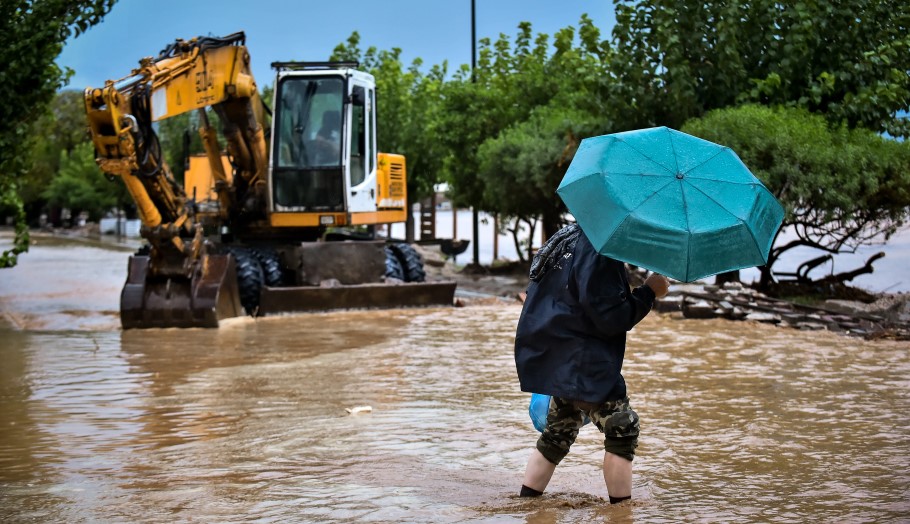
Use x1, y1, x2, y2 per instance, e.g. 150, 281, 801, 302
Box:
514, 223, 669, 504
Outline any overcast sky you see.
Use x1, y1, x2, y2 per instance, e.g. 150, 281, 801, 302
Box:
58, 0, 616, 90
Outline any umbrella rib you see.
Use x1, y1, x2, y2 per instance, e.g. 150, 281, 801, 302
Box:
681, 147, 728, 176
557, 170, 669, 195
680, 178, 692, 282
685, 181, 753, 221
613, 138, 677, 176
680, 176, 757, 185
602, 171, 673, 178
626, 178, 677, 215
666, 127, 681, 174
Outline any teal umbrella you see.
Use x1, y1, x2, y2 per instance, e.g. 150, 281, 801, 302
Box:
557, 127, 785, 282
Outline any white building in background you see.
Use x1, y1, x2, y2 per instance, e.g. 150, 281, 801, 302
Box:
99, 216, 141, 237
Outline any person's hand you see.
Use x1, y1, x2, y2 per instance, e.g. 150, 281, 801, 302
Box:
644, 273, 670, 298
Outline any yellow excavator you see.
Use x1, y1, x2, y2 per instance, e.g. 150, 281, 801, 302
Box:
84, 32, 455, 328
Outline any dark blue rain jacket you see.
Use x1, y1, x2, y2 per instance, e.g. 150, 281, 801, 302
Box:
514, 226, 655, 404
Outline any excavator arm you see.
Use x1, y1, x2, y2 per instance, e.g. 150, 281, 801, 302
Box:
85, 32, 268, 266
84, 32, 268, 326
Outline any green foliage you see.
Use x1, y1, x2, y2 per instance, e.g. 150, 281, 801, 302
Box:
157, 111, 215, 183
21, 90, 90, 209
301, 5, 910, 272
0, 178, 28, 267
437, 23, 560, 209
682, 105, 910, 284
610, 0, 910, 136
158, 113, 191, 183
260, 83, 274, 110
41, 142, 128, 221
0, 0, 117, 267
20, 89, 136, 225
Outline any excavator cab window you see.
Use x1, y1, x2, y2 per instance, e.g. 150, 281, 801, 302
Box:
272, 76, 345, 211
350, 85, 366, 186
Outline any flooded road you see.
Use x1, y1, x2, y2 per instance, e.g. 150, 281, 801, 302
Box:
1, 231, 909, 523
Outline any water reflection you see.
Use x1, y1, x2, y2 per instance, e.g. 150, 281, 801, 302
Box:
1, 234, 909, 522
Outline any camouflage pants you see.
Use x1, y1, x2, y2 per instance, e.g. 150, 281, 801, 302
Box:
536, 396, 640, 465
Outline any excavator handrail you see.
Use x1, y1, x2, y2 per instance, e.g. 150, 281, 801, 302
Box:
271, 61, 360, 71
156, 31, 246, 61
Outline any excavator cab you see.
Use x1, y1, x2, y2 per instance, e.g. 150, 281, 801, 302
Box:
266, 63, 404, 231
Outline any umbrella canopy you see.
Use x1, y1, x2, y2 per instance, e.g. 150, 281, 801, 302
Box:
557, 126, 785, 282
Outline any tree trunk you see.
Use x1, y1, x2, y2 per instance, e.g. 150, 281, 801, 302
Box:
541, 206, 562, 242
758, 266, 774, 291
714, 270, 740, 285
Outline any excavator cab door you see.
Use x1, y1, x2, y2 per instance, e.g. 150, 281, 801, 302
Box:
345, 79, 377, 213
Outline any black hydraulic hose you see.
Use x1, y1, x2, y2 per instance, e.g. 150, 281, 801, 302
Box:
156, 32, 246, 61
130, 83, 162, 178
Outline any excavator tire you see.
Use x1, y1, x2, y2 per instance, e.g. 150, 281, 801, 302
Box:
389, 243, 426, 283
384, 246, 405, 281
227, 247, 264, 315
252, 248, 285, 287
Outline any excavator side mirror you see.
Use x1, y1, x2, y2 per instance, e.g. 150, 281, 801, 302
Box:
349, 91, 365, 107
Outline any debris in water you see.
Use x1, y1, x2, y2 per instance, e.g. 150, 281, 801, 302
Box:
345, 406, 373, 415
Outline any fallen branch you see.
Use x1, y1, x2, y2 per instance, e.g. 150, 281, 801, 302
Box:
819, 252, 885, 284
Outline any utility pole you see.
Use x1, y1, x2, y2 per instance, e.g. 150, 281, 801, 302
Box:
471, 0, 480, 267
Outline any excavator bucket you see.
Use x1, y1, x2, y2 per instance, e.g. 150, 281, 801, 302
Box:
120, 254, 244, 329
258, 280, 457, 314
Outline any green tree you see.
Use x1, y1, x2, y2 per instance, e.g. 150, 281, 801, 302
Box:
438, 23, 556, 212
260, 82, 274, 110
42, 141, 129, 222
477, 105, 600, 261
682, 105, 910, 287
442, 16, 614, 243
22, 90, 93, 220
0, 0, 117, 267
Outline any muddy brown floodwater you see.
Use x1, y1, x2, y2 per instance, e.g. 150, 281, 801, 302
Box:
1, 230, 909, 523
